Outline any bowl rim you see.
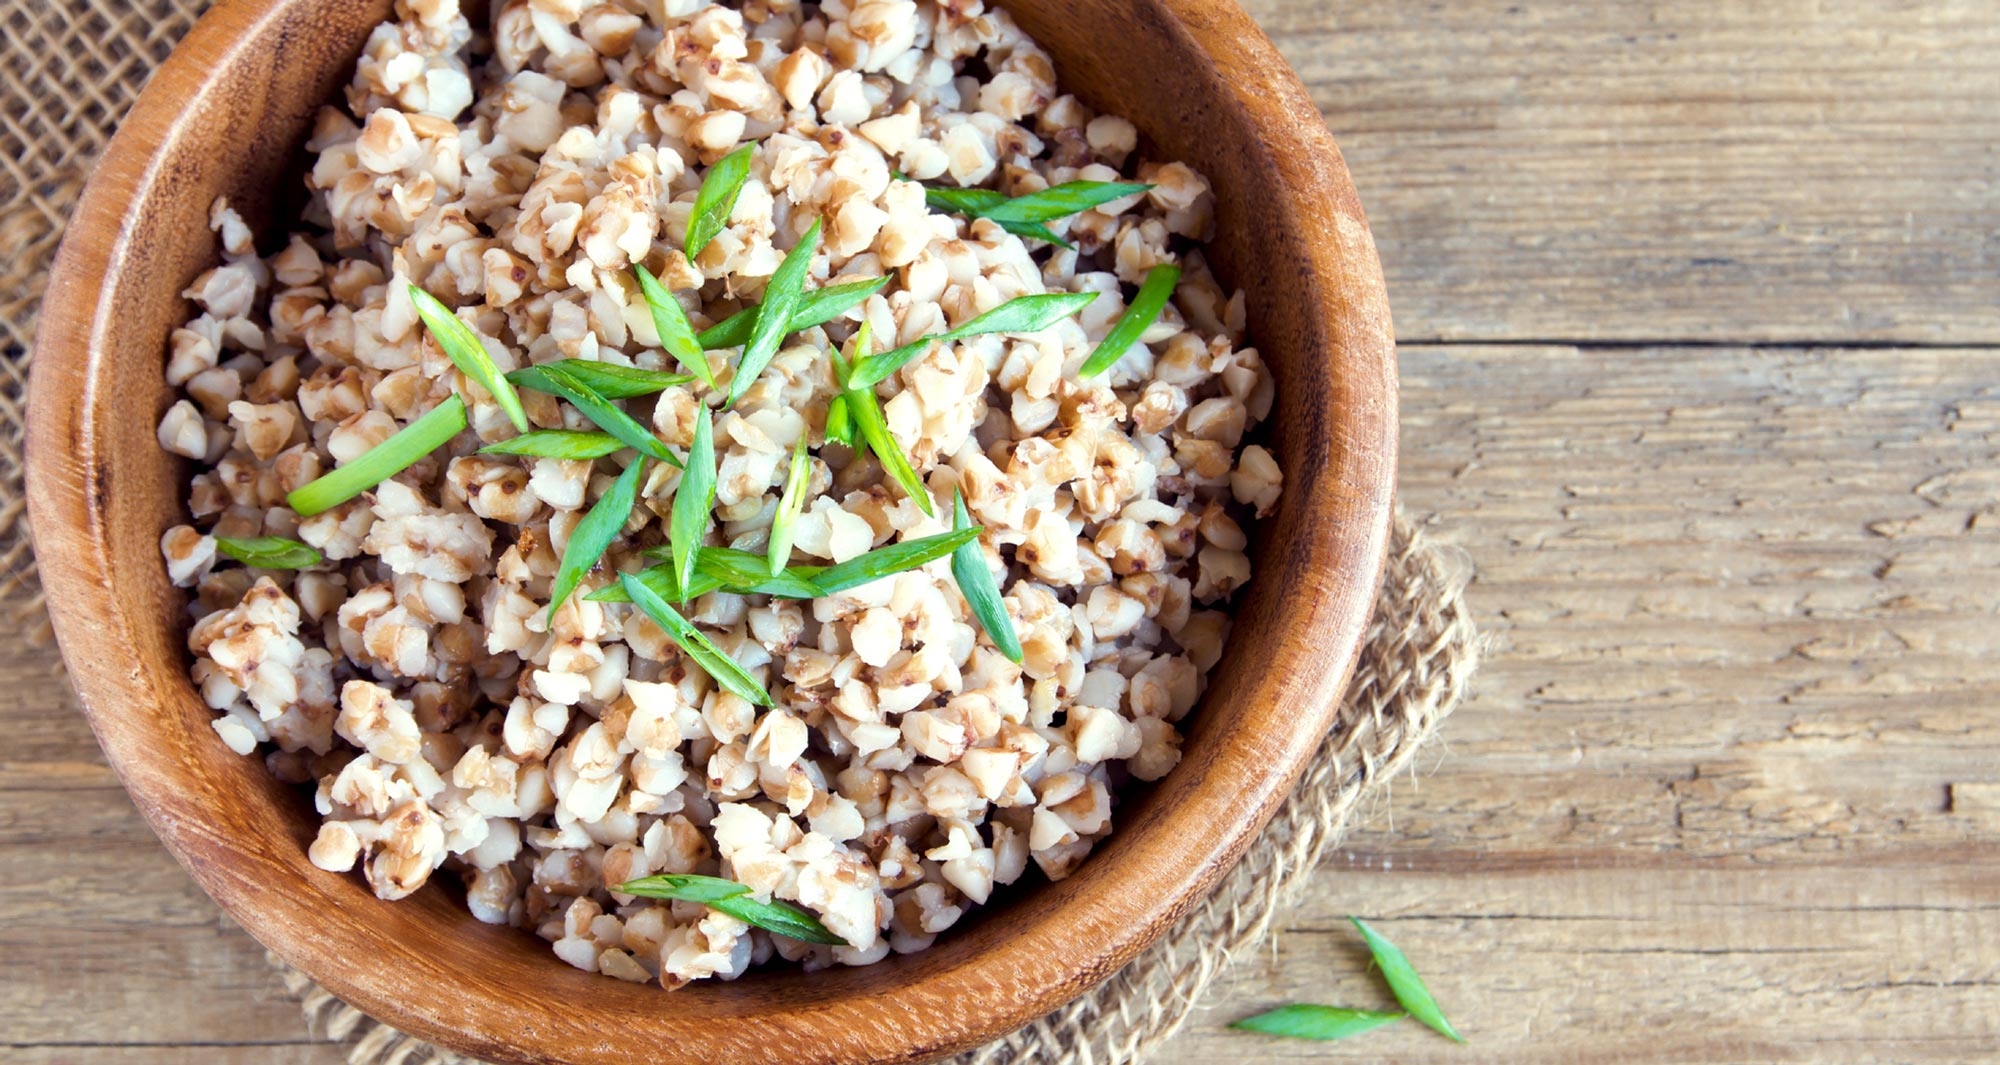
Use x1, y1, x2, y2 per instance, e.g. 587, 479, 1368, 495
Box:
25, 0, 1397, 1061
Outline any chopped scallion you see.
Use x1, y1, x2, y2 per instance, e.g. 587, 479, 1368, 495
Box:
286, 395, 466, 516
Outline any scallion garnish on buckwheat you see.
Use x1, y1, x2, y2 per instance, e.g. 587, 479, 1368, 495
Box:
809, 527, 981, 596
633, 263, 716, 389
949, 489, 1021, 663
285, 394, 466, 516
407, 285, 529, 433
521, 362, 681, 467
667, 405, 717, 592
767, 437, 811, 575
684, 143, 753, 259
213, 535, 322, 570
836, 321, 933, 517
546, 455, 646, 624
694, 276, 889, 351
508, 358, 693, 401
477, 429, 624, 460
727, 216, 823, 407
822, 393, 855, 448
1080, 263, 1181, 378
914, 178, 1153, 248
847, 291, 1098, 390
618, 570, 772, 707
616, 874, 846, 945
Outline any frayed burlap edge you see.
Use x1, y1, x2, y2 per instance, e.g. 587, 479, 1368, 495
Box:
270, 513, 1477, 1065
2, 1, 1478, 1059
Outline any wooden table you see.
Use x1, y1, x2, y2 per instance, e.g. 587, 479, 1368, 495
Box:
7, 1, 1999, 1061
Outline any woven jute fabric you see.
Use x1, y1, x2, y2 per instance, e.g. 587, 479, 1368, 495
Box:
276, 512, 1474, 1065
2, 1, 1479, 1062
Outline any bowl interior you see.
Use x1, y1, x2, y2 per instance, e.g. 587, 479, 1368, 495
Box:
27, 1, 1395, 1063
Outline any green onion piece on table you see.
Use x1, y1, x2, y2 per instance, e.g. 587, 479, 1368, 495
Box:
407, 285, 529, 432
616, 874, 845, 945
1079, 263, 1181, 378
525, 363, 681, 467
668, 405, 716, 593
693, 276, 890, 351
478, 429, 624, 460
213, 536, 322, 569
286, 395, 466, 516
848, 291, 1098, 390
948, 488, 1021, 662
1229, 1005, 1407, 1042
728, 217, 822, 408
685, 143, 753, 259
1351, 917, 1464, 1043
767, 437, 811, 575
810, 527, 981, 596
633, 263, 716, 389
546, 457, 645, 625
617, 570, 772, 707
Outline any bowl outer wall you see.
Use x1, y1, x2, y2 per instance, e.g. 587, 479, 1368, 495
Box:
24, 0, 1397, 1062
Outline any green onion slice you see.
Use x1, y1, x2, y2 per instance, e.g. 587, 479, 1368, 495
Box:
823, 394, 855, 448
1352, 917, 1464, 1043
600, 548, 827, 602
1080, 263, 1181, 378
617, 570, 773, 707
668, 405, 716, 593
811, 526, 981, 596
728, 217, 821, 408
286, 395, 466, 516
767, 437, 810, 575
848, 291, 1097, 390
685, 143, 753, 259
694, 277, 889, 351
526, 363, 681, 467
507, 360, 693, 401
547, 457, 645, 625
213, 536, 322, 569
836, 324, 932, 517
478, 429, 624, 460
920, 180, 1152, 249
949, 488, 1021, 662
1229, 1005, 1407, 1042
633, 264, 716, 389
616, 874, 845, 945
693, 547, 824, 599
407, 285, 528, 432
584, 561, 722, 604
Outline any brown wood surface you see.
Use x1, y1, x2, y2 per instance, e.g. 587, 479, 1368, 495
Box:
6, 0, 1999, 1063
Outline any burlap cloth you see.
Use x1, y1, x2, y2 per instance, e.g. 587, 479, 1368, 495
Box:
0, 2, 1480, 1062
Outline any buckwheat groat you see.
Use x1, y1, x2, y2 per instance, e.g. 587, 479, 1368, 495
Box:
161, 0, 1279, 988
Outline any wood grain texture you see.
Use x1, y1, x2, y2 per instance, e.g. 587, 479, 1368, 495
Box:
10, 0, 2000, 1061
1259, 0, 2000, 345
19, 0, 1393, 1063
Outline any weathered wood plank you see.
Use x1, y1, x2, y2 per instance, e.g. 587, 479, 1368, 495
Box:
1242, 0, 2000, 344
1161, 862, 2000, 1063
1151, 342, 2000, 1061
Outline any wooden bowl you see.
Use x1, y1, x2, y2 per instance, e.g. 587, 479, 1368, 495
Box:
26, 1, 1395, 1062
